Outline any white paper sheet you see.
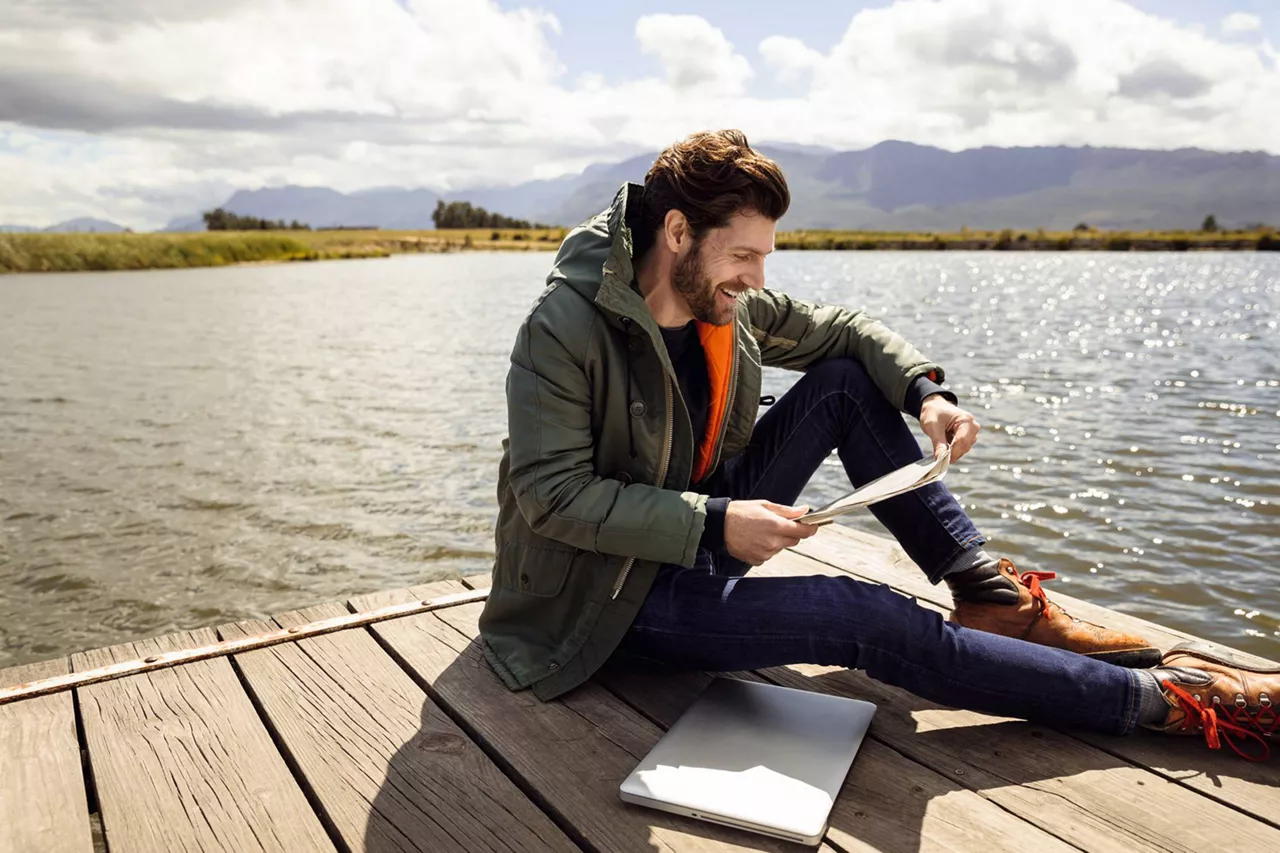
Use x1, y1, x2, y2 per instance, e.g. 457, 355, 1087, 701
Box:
799, 445, 951, 526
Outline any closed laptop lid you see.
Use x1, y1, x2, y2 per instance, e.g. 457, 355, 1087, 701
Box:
619, 677, 875, 842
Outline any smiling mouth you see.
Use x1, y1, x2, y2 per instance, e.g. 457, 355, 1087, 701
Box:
717, 287, 742, 302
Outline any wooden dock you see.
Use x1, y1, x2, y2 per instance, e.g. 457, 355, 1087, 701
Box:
2, 525, 1277, 853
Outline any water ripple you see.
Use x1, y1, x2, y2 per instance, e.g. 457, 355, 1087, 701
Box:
1, 251, 1277, 667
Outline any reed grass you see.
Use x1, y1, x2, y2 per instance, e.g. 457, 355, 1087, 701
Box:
3, 225, 1273, 274
0, 232, 392, 274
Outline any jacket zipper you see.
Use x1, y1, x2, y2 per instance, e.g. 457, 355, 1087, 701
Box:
611, 371, 674, 600
708, 334, 740, 474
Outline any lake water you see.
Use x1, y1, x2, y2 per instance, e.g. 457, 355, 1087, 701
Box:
1, 251, 1277, 669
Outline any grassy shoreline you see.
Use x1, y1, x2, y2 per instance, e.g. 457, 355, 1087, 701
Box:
3, 226, 1276, 274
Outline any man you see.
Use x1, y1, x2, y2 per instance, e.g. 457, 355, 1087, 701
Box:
479, 130, 1276, 759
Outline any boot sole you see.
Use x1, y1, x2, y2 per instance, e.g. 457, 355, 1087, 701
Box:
1086, 647, 1163, 669
1164, 642, 1280, 673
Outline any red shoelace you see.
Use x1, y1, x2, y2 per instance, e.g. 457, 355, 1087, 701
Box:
1016, 570, 1058, 618
1161, 679, 1272, 762
1017, 566, 1274, 760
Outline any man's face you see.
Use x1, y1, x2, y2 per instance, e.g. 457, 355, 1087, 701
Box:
672, 209, 776, 326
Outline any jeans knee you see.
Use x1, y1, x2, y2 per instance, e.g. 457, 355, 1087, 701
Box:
805, 357, 874, 393
801, 357, 895, 420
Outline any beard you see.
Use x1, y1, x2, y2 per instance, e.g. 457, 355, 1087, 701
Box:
672, 240, 741, 326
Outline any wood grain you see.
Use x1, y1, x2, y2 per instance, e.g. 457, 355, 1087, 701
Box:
0, 658, 94, 853
793, 527, 1280, 820
598, 664, 1077, 853
760, 543, 1280, 845
460, 572, 492, 590
218, 598, 574, 852
352, 583, 838, 853
73, 629, 334, 852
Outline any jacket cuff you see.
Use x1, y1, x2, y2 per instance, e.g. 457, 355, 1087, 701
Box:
700, 497, 731, 553
904, 375, 957, 418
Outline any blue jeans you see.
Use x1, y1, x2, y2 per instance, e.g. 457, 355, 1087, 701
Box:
617, 358, 1141, 735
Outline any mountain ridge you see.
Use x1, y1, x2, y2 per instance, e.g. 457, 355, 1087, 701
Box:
12, 142, 1278, 234
1, 217, 128, 233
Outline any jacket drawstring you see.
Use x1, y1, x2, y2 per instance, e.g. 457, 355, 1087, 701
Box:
621, 317, 637, 458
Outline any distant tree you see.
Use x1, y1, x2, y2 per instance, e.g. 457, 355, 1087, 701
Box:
1073, 222, 1091, 232
203, 208, 310, 231
1201, 214, 1219, 233
433, 199, 548, 229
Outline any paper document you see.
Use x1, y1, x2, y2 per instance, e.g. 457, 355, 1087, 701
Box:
800, 445, 951, 526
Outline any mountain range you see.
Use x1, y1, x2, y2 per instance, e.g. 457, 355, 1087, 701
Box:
0, 217, 129, 234
11, 142, 1280, 234
164, 141, 1280, 233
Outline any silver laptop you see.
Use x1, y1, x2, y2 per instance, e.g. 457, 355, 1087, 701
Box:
619, 677, 875, 846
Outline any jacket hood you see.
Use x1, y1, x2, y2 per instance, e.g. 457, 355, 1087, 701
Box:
546, 182, 647, 329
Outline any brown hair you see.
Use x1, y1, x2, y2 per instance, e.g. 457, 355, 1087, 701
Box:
635, 129, 789, 257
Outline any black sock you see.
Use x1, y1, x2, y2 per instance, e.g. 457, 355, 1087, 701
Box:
944, 553, 1020, 604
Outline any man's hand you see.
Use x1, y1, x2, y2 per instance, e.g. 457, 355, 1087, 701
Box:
919, 395, 981, 462
722, 500, 818, 567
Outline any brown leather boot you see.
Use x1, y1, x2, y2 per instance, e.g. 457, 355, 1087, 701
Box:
1147, 643, 1278, 761
949, 558, 1162, 667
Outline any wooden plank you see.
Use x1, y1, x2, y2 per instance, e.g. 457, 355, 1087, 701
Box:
2, 588, 489, 706
73, 629, 334, 853
792, 527, 1280, 823
597, 664, 1076, 853
351, 585, 839, 853
753, 547, 1280, 847
0, 658, 94, 853
218, 595, 575, 852
461, 572, 492, 590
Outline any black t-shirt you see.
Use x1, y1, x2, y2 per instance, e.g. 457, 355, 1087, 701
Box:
658, 320, 710, 450
651, 320, 952, 559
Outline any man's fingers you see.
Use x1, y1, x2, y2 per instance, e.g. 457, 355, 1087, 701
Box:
951, 420, 980, 460
922, 418, 953, 460
770, 536, 803, 555
764, 501, 808, 519
787, 522, 818, 539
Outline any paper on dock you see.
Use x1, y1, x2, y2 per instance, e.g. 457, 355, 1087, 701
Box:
800, 445, 951, 526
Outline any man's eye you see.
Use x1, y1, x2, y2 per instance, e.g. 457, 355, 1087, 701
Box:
736, 253, 751, 262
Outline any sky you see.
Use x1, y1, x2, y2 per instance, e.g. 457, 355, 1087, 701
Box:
0, 0, 1276, 230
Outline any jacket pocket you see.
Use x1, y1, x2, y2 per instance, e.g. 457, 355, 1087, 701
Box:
495, 541, 576, 598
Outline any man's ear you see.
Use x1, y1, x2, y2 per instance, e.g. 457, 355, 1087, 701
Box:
662, 209, 690, 254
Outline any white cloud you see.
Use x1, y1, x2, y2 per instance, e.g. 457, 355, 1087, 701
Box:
0, 0, 1277, 229
759, 36, 825, 84
1221, 12, 1262, 35
634, 14, 752, 95
0, 0, 565, 132
795, 0, 1280, 152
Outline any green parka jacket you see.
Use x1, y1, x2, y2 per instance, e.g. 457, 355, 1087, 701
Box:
478, 183, 944, 699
